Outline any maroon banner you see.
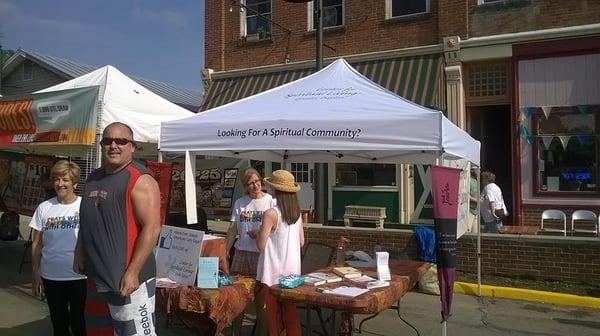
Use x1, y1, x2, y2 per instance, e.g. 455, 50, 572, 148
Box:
146, 161, 173, 225
430, 165, 461, 322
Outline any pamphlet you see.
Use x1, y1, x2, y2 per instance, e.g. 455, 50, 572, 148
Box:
332, 266, 362, 279
197, 257, 219, 289
322, 286, 369, 298
376, 251, 391, 281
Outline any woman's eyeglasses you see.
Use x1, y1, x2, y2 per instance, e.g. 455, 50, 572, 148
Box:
246, 180, 261, 187
100, 137, 135, 146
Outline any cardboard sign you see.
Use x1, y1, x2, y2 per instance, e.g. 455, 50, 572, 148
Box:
156, 225, 204, 285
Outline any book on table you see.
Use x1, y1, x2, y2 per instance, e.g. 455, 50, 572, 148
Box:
303, 275, 327, 286
306, 272, 342, 285
322, 286, 369, 298
332, 266, 362, 279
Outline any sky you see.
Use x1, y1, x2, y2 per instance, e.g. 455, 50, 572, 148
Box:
0, 0, 205, 91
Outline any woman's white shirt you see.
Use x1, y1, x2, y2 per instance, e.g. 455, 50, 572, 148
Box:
230, 193, 275, 252
29, 197, 86, 281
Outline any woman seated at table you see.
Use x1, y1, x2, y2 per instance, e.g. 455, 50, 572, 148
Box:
226, 167, 275, 336
255, 170, 304, 336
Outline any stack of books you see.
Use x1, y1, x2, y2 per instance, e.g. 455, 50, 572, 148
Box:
332, 266, 363, 279
348, 275, 390, 289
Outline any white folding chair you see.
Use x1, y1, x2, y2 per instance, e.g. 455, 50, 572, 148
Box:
571, 210, 598, 236
540, 209, 567, 236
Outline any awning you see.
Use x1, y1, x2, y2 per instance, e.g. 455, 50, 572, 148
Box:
200, 54, 445, 111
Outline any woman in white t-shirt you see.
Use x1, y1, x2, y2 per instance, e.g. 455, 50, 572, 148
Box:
30, 160, 86, 336
257, 170, 304, 336
226, 167, 274, 336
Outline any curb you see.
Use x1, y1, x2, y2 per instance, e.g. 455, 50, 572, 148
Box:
454, 281, 600, 309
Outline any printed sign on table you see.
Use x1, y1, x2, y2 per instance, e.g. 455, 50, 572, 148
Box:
156, 225, 204, 285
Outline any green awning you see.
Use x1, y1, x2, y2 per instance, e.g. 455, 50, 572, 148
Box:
200, 54, 445, 111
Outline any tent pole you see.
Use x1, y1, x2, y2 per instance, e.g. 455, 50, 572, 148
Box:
476, 166, 482, 296
443, 320, 447, 336
158, 151, 163, 163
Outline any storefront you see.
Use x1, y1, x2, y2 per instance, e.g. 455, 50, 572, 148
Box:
514, 37, 600, 225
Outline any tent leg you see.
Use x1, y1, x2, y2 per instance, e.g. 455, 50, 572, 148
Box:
476, 167, 482, 297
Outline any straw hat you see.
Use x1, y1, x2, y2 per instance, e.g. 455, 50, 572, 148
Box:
263, 170, 300, 193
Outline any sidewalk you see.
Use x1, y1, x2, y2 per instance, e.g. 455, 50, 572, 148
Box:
2, 217, 600, 335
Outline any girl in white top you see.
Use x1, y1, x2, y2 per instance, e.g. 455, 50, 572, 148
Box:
257, 170, 304, 336
30, 160, 87, 336
226, 167, 274, 336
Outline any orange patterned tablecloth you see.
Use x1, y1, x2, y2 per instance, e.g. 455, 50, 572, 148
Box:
270, 260, 430, 336
157, 276, 255, 335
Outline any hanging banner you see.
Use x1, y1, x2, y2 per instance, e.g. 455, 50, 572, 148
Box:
146, 161, 174, 225
431, 165, 461, 322
540, 106, 552, 119
0, 86, 99, 146
541, 136, 554, 150
559, 136, 571, 149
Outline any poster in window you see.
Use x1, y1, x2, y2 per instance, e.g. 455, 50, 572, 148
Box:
20, 156, 55, 215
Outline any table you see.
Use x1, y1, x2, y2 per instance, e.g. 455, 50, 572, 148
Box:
157, 276, 256, 335
270, 260, 430, 336
498, 225, 540, 235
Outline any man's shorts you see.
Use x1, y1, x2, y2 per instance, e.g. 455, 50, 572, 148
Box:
85, 278, 156, 336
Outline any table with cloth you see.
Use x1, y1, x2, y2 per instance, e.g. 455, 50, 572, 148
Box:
156, 276, 255, 335
270, 260, 431, 336
156, 236, 253, 335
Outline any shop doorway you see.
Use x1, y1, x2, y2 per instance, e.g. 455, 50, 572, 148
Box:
468, 105, 513, 224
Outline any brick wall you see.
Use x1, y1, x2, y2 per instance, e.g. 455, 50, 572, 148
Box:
304, 225, 600, 284
522, 204, 600, 227
205, 0, 600, 72
469, 0, 600, 37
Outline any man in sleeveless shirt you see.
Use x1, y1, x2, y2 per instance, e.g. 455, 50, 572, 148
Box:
74, 122, 161, 336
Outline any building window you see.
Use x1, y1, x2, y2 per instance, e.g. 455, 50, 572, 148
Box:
23, 60, 33, 81
478, 0, 502, 4
386, 0, 429, 19
336, 163, 396, 187
291, 162, 310, 183
242, 0, 272, 40
534, 106, 599, 194
307, 0, 344, 30
465, 61, 510, 105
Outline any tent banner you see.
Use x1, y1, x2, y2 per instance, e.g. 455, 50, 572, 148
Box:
0, 86, 100, 146
430, 165, 460, 322
146, 161, 173, 225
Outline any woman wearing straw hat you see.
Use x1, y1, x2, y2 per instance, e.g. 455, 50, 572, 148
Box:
256, 169, 304, 336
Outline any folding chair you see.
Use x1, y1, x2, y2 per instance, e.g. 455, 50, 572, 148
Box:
571, 210, 599, 236
540, 209, 567, 236
301, 242, 336, 336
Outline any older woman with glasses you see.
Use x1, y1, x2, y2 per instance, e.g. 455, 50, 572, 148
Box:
30, 160, 86, 336
226, 167, 275, 336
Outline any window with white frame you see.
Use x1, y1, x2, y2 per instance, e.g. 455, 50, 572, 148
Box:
335, 163, 396, 187
307, 0, 344, 30
242, 0, 272, 40
386, 0, 429, 19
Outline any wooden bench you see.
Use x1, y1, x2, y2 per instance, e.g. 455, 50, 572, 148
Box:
343, 205, 386, 229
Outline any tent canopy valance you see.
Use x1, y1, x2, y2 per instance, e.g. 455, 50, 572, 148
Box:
160, 58, 479, 166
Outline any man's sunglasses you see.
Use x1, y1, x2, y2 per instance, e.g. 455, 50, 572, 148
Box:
100, 137, 135, 146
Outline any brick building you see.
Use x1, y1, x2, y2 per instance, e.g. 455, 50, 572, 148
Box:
202, 0, 600, 227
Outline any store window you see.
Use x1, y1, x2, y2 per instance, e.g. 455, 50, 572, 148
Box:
386, 0, 429, 19
242, 0, 272, 40
335, 163, 396, 187
534, 106, 599, 194
308, 0, 344, 30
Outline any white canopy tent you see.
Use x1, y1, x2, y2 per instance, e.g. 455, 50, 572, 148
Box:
37, 65, 194, 146
161, 59, 478, 165
160, 58, 480, 227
